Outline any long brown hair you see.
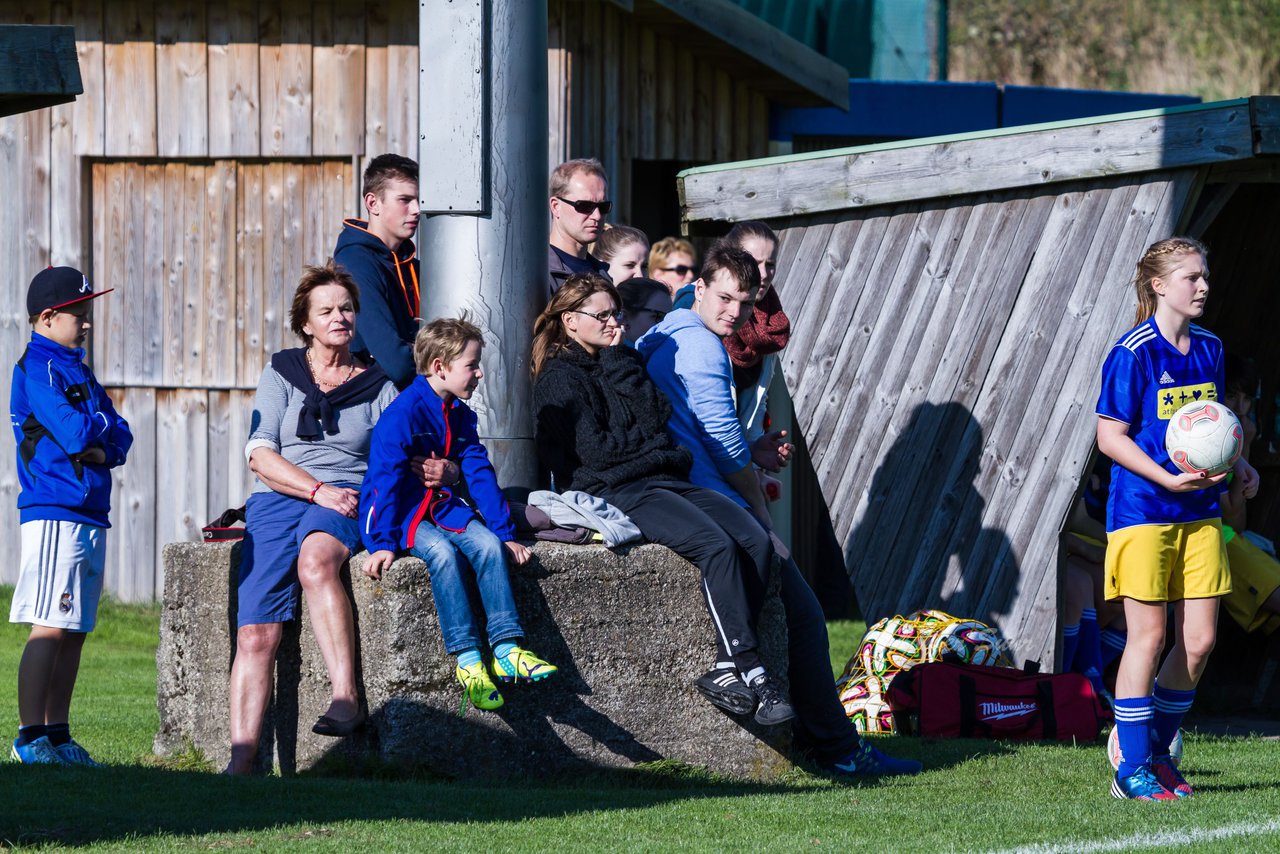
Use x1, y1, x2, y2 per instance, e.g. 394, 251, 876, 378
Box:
530, 273, 621, 379
1133, 236, 1208, 326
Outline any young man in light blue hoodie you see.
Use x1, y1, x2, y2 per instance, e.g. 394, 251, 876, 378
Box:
637, 244, 922, 778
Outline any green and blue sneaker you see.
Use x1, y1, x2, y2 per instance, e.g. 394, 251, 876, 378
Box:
456, 661, 504, 714
492, 647, 558, 684
54, 739, 104, 767
11, 736, 65, 766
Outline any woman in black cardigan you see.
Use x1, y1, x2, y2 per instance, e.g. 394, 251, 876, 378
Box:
532, 273, 923, 778
531, 273, 793, 725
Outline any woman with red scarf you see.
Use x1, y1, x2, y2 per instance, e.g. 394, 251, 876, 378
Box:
722, 223, 790, 500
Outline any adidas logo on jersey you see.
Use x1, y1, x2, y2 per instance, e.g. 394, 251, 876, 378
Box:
1159, 371, 1176, 385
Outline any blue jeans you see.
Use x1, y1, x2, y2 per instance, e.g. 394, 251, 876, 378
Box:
410, 519, 523, 654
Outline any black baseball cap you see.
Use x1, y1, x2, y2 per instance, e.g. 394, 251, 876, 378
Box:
27, 266, 114, 316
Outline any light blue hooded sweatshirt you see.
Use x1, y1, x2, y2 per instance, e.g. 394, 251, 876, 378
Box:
636, 308, 751, 509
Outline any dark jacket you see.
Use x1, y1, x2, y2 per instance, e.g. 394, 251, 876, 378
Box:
533, 342, 691, 495
547, 244, 611, 301
10, 333, 132, 526
335, 219, 420, 389
361, 376, 515, 552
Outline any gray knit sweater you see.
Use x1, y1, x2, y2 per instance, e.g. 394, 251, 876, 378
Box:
244, 363, 398, 494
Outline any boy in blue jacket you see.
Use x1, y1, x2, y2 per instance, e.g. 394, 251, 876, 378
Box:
361, 317, 556, 712
9, 267, 132, 765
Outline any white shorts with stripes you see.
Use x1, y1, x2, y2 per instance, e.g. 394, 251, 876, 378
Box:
10, 520, 106, 631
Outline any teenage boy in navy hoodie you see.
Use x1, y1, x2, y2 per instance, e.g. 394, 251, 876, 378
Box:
361, 317, 556, 713
9, 267, 132, 766
335, 153, 421, 388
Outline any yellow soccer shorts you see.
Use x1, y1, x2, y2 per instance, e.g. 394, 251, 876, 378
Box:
1105, 519, 1230, 603
1223, 535, 1280, 634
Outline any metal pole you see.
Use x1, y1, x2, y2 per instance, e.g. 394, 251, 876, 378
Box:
418, 0, 548, 490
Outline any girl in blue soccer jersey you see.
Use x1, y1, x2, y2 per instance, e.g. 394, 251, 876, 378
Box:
1096, 236, 1259, 800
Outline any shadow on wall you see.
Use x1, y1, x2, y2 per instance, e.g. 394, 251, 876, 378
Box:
844, 401, 1021, 628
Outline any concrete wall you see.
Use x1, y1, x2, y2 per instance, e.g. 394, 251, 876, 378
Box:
156, 540, 794, 779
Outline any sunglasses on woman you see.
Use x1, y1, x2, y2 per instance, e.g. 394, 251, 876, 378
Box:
573, 309, 625, 323
556, 197, 613, 216
658, 264, 698, 277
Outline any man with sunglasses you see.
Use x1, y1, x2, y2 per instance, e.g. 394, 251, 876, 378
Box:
547, 158, 613, 299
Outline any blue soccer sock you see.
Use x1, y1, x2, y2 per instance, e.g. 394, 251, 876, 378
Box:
15, 724, 47, 748
1152, 683, 1195, 756
456, 648, 483, 669
1076, 609, 1103, 672
1113, 696, 1154, 778
1061, 623, 1080, 673
1100, 628, 1127, 669
493, 641, 519, 661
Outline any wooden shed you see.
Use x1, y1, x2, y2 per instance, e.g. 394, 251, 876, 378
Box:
0, 0, 846, 600
680, 97, 1280, 666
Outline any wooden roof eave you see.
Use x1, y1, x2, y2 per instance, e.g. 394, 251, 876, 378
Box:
0, 25, 82, 118
680, 96, 1280, 230
624, 0, 849, 109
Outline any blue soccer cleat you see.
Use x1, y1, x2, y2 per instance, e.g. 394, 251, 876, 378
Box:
1111, 765, 1178, 801
11, 736, 66, 766
823, 739, 922, 777
1150, 754, 1193, 798
54, 739, 104, 768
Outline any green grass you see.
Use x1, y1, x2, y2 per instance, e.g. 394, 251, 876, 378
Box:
3, 590, 1280, 852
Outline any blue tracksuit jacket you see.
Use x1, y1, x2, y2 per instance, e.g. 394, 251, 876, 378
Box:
360, 376, 514, 552
10, 333, 132, 526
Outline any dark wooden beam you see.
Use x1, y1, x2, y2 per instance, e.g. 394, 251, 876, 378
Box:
631, 0, 849, 109
0, 25, 82, 118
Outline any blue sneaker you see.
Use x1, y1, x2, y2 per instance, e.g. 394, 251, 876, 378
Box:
1151, 755, 1192, 798
824, 740, 922, 777
54, 739, 103, 768
1111, 765, 1178, 801
11, 736, 66, 765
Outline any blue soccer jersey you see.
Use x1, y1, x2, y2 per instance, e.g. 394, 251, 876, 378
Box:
1096, 318, 1225, 532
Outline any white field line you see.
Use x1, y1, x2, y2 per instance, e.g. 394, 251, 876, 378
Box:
981, 818, 1280, 854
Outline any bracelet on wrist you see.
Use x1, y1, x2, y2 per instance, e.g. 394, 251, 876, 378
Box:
309, 482, 324, 503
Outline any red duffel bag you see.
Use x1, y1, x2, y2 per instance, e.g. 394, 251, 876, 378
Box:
887, 661, 1108, 742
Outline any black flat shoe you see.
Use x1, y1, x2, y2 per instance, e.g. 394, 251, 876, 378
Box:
312, 710, 366, 737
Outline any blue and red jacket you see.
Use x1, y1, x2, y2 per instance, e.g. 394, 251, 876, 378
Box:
9, 333, 132, 527
360, 376, 514, 552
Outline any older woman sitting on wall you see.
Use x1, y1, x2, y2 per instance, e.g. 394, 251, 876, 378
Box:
226, 260, 453, 774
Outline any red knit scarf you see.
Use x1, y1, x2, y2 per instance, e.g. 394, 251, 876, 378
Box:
725, 286, 791, 368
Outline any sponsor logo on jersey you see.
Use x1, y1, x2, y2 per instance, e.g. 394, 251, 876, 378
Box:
1159, 371, 1175, 385
979, 700, 1037, 722
1158, 383, 1217, 420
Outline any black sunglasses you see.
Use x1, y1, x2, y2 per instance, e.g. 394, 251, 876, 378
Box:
659, 264, 698, 277
556, 196, 613, 216
573, 309, 624, 323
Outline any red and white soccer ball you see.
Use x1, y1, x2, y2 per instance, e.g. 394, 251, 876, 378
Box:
1106, 725, 1184, 769
1165, 400, 1242, 477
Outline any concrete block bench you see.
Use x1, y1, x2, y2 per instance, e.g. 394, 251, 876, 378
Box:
155, 541, 793, 779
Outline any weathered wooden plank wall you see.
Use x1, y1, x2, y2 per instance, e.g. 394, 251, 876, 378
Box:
547, 0, 771, 219
0, 0, 776, 600
771, 169, 1201, 667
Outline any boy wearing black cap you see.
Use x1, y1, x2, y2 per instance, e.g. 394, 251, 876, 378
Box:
9, 267, 131, 766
